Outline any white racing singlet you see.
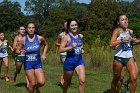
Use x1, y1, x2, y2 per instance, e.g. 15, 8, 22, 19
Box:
60, 32, 67, 55
114, 28, 133, 58
0, 40, 8, 57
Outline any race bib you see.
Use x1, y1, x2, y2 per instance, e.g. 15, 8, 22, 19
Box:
122, 42, 132, 51
26, 54, 37, 61
0, 48, 6, 53
73, 47, 82, 55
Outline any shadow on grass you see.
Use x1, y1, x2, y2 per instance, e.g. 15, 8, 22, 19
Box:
15, 82, 27, 87
103, 89, 111, 93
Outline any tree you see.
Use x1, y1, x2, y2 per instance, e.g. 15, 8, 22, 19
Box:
119, 0, 131, 12
25, 0, 88, 37
0, 0, 26, 32
126, 5, 140, 37
61, 2, 88, 30
131, 0, 140, 17
84, 0, 123, 30
25, 0, 57, 28
44, 6, 68, 37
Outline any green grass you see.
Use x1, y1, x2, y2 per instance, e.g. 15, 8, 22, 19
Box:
0, 52, 140, 93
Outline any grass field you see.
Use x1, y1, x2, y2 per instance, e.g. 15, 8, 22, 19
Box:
0, 51, 140, 93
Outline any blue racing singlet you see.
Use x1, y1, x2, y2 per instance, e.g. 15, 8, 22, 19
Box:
24, 34, 40, 62
24, 34, 42, 70
64, 33, 84, 71
66, 34, 82, 58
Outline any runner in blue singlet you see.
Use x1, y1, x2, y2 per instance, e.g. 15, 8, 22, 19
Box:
24, 34, 42, 70
16, 22, 48, 93
60, 18, 85, 93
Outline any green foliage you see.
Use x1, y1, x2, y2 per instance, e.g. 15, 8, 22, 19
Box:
129, 17, 140, 37
82, 30, 112, 48
126, 7, 140, 37
1, 0, 140, 70
44, 7, 68, 37
0, 0, 26, 32
84, 0, 123, 30
89, 46, 113, 68
60, 2, 88, 30
25, 0, 57, 28
119, 0, 131, 12
131, 0, 140, 17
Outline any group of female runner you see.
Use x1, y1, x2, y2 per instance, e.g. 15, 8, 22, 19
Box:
0, 15, 139, 93
0, 22, 48, 93
0, 18, 85, 93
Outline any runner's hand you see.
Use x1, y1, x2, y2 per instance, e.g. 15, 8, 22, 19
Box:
123, 36, 131, 41
41, 54, 46, 61
72, 41, 76, 48
20, 48, 26, 54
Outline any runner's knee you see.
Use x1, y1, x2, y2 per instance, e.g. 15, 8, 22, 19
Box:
79, 79, 85, 86
64, 80, 71, 86
29, 82, 36, 88
113, 73, 122, 82
114, 72, 121, 78
38, 81, 45, 87
131, 75, 137, 83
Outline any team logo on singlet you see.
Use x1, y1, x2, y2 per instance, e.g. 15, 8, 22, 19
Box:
27, 44, 39, 50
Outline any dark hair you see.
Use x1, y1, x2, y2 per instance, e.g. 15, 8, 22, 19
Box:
18, 25, 25, 30
40, 28, 47, 39
66, 18, 78, 34
26, 22, 36, 28
17, 26, 25, 35
112, 14, 127, 31
26, 22, 37, 34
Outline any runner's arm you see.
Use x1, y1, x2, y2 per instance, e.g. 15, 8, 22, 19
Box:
60, 35, 75, 53
39, 35, 49, 61
15, 38, 24, 54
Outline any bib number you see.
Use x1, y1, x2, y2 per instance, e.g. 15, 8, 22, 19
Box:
26, 54, 37, 61
0, 48, 6, 53
122, 42, 132, 51
73, 47, 82, 55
